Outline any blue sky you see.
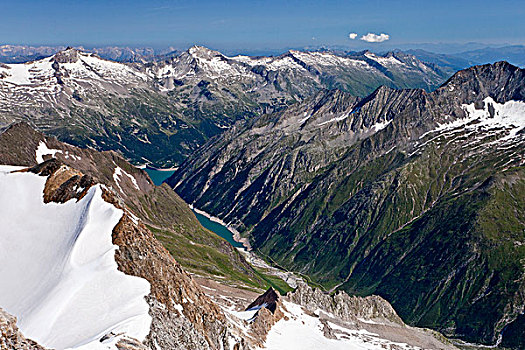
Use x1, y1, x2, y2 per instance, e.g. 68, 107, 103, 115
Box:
1, 0, 523, 53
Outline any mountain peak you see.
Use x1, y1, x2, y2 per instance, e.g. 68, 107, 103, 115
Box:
52, 47, 81, 63
187, 45, 221, 58
246, 287, 280, 314
440, 61, 525, 103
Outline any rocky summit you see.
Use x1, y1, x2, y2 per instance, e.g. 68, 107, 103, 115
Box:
169, 61, 525, 346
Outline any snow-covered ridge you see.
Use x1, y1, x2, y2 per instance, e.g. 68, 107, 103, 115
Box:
0, 166, 151, 350
153, 47, 440, 90
0, 49, 148, 88
421, 97, 525, 141
364, 52, 403, 66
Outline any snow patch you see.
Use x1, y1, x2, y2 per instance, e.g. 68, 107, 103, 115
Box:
35, 141, 62, 163
0, 166, 152, 350
371, 119, 392, 132
422, 97, 525, 141
265, 301, 419, 350
317, 107, 360, 126
113, 166, 140, 192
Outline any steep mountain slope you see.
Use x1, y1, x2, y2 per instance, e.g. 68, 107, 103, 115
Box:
0, 122, 279, 292
0, 46, 449, 167
169, 61, 525, 346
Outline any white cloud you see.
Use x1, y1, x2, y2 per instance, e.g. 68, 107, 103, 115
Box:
360, 33, 390, 43
348, 33, 358, 40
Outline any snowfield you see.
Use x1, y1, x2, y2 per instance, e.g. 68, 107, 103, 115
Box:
0, 165, 151, 349
421, 97, 525, 141
265, 301, 419, 350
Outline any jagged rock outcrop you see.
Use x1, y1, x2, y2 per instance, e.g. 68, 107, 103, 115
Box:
246, 288, 280, 314
249, 307, 284, 348
0, 308, 47, 350
286, 285, 404, 326
243, 288, 285, 347
288, 285, 404, 325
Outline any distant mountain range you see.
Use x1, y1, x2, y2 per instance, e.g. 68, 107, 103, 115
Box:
406, 45, 525, 72
0, 44, 181, 63
0, 46, 450, 167
2, 43, 524, 68
169, 61, 525, 347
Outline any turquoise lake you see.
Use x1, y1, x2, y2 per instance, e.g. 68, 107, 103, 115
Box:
192, 211, 244, 248
144, 168, 175, 186
144, 168, 243, 248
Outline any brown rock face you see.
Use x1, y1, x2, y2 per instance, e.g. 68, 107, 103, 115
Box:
246, 287, 280, 313
111, 212, 238, 349
244, 288, 285, 347
27, 159, 95, 203
17, 156, 245, 349
0, 308, 47, 350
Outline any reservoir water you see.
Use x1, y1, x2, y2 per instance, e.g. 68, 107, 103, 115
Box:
144, 168, 243, 248
144, 168, 175, 186
192, 211, 244, 248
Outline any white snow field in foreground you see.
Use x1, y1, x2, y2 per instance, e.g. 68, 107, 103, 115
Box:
265, 301, 418, 350
0, 165, 151, 349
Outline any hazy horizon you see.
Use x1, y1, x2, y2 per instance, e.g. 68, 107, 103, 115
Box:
2, 0, 523, 56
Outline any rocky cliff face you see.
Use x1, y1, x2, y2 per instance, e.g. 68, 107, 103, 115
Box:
169, 62, 525, 346
0, 308, 47, 350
